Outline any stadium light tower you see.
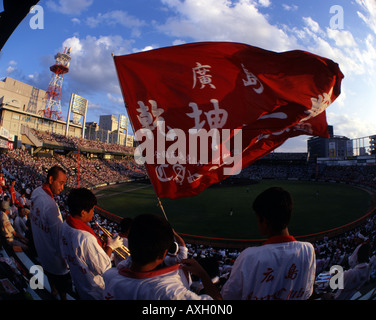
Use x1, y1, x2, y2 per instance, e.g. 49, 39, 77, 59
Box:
41, 47, 71, 121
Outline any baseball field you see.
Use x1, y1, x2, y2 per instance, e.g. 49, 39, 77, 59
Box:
95, 179, 373, 241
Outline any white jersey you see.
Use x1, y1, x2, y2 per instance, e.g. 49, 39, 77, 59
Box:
103, 262, 212, 300
221, 236, 316, 300
61, 221, 112, 300
30, 186, 69, 275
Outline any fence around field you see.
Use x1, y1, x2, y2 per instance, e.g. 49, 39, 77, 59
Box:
94, 180, 376, 249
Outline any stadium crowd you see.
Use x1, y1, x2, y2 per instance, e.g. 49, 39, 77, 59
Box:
1, 140, 376, 300
31, 128, 134, 154
240, 159, 376, 189
0, 147, 146, 190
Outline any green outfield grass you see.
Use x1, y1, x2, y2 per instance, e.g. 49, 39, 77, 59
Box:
95, 180, 372, 240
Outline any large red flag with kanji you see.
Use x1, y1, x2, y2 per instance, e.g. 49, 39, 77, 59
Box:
113, 42, 344, 199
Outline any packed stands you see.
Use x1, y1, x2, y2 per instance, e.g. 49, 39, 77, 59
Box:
1, 130, 376, 300
30, 128, 134, 154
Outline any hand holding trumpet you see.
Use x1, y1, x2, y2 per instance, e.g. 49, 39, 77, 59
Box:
95, 222, 130, 259
107, 235, 123, 250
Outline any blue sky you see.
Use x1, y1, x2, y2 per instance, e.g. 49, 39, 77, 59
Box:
0, 0, 375, 152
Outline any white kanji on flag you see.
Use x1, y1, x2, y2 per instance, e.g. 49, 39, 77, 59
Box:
136, 100, 165, 131
186, 99, 228, 130
301, 89, 333, 122
192, 62, 216, 89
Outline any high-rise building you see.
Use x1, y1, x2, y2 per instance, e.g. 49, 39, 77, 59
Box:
99, 115, 118, 131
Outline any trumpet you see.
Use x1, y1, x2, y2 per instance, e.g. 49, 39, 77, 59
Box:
95, 222, 130, 259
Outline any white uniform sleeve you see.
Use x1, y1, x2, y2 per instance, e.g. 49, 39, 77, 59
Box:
220, 251, 247, 300
80, 237, 112, 276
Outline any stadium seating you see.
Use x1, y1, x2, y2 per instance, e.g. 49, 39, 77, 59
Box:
0, 130, 376, 300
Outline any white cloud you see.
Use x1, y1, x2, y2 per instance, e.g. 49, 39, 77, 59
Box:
107, 93, 123, 105
326, 28, 356, 47
63, 36, 83, 56
333, 87, 346, 108
293, 16, 376, 80
46, 0, 93, 15
276, 136, 309, 153
138, 45, 156, 52
310, 37, 364, 75
356, 0, 376, 35
302, 17, 324, 36
282, 4, 298, 11
6, 60, 17, 74
6, 66, 16, 74
158, 0, 296, 51
85, 10, 146, 37
62, 35, 133, 95
87, 101, 101, 110
327, 112, 376, 139
258, 0, 271, 8
71, 18, 81, 24
172, 39, 186, 46
130, 44, 158, 53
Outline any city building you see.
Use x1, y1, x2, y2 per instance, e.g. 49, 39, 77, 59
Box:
307, 125, 353, 160
0, 76, 133, 151
0, 77, 82, 149
369, 135, 376, 155
99, 115, 118, 131
85, 116, 133, 147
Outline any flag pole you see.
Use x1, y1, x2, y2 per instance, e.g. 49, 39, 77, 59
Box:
111, 52, 169, 222
157, 197, 169, 221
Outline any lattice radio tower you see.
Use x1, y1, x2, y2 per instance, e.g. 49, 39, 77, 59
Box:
41, 47, 71, 121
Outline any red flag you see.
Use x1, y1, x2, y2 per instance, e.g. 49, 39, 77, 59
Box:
114, 42, 344, 199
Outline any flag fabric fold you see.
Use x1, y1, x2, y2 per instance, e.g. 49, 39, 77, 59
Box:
114, 41, 344, 199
